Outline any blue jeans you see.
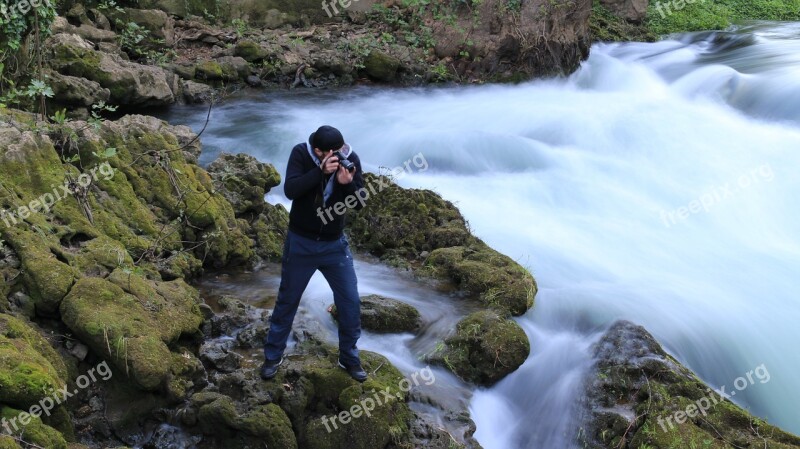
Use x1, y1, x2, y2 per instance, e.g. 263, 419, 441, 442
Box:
263, 230, 361, 366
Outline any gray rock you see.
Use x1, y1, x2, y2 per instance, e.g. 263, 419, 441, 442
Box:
46, 70, 111, 107
199, 339, 242, 373
245, 75, 263, 87
69, 342, 90, 361
600, 0, 648, 23
46, 33, 175, 107
182, 80, 213, 104
331, 294, 422, 334
206, 153, 281, 217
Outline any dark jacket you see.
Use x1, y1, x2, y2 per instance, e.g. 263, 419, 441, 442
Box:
284, 143, 365, 241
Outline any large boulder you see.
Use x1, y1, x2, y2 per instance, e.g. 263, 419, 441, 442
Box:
59, 275, 203, 390
427, 310, 529, 386
45, 33, 175, 107
579, 321, 800, 448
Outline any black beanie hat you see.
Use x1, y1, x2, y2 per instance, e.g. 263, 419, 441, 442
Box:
310, 125, 345, 152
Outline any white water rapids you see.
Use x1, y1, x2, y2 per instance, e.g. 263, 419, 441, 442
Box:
164, 21, 800, 448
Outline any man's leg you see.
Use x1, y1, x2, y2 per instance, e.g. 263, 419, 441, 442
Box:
319, 237, 361, 366
264, 238, 317, 361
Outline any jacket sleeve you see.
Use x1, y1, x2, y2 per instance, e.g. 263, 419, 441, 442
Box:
341, 153, 366, 210
284, 145, 323, 200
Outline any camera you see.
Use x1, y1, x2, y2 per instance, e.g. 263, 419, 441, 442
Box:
334, 151, 356, 173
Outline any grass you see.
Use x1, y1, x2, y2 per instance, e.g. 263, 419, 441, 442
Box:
646, 0, 800, 35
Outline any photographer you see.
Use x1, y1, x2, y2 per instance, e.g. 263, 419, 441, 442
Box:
262, 125, 367, 382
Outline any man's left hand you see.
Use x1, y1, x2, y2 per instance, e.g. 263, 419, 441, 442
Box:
337, 164, 354, 184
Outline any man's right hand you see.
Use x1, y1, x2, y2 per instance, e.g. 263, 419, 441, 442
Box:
320, 153, 339, 174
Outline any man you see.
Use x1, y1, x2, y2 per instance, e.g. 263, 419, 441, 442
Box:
261, 125, 368, 382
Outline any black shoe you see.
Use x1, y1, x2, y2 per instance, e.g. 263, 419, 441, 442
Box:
260, 357, 283, 380
338, 359, 368, 383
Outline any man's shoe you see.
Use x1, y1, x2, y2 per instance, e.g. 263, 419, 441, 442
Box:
260, 357, 283, 380
338, 359, 368, 383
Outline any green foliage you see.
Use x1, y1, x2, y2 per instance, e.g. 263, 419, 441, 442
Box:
231, 18, 248, 37
115, 20, 173, 64
646, 0, 800, 35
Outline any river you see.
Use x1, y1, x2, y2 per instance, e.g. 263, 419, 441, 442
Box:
162, 21, 800, 448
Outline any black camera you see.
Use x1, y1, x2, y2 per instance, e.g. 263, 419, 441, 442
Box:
334, 151, 356, 173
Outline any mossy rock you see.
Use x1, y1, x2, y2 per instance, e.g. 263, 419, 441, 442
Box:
251, 204, 289, 262
351, 174, 536, 316
0, 406, 67, 449
582, 321, 800, 449
425, 245, 536, 316
195, 61, 225, 81
208, 340, 414, 449
0, 314, 68, 409
427, 310, 529, 386
206, 152, 282, 217
195, 394, 298, 448
234, 40, 269, 62
330, 294, 422, 334
363, 50, 401, 82
59, 276, 202, 390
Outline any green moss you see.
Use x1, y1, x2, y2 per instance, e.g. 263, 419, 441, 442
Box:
0, 407, 67, 449
646, 0, 800, 35
351, 174, 536, 316
196, 394, 299, 448
590, 0, 657, 42
427, 310, 529, 386
59, 276, 200, 390
195, 61, 225, 80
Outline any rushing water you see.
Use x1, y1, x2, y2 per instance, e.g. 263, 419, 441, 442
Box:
163, 21, 800, 448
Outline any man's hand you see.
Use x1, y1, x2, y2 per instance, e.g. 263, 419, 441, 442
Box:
320, 153, 339, 174
337, 164, 355, 184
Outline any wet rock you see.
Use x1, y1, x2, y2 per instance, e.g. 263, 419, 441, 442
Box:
579, 320, 800, 449
182, 80, 213, 104
330, 294, 422, 334
427, 310, 529, 386
245, 75, 263, 87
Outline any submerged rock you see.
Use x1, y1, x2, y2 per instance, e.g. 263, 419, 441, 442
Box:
579, 320, 800, 448
426, 310, 529, 386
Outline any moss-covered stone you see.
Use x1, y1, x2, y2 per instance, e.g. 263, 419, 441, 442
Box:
363, 50, 401, 81
195, 394, 298, 448
351, 174, 537, 316
206, 152, 281, 217
59, 276, 201, 390
330, 294, 421, 334
234, 40, 269, 62
0, 406, 67, 449
581, 321, 800, 449
427, 310, 529, 386
0, 314, 68, 409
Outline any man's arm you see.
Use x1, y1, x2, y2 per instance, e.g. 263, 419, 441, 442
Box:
284, 145, 323, 200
